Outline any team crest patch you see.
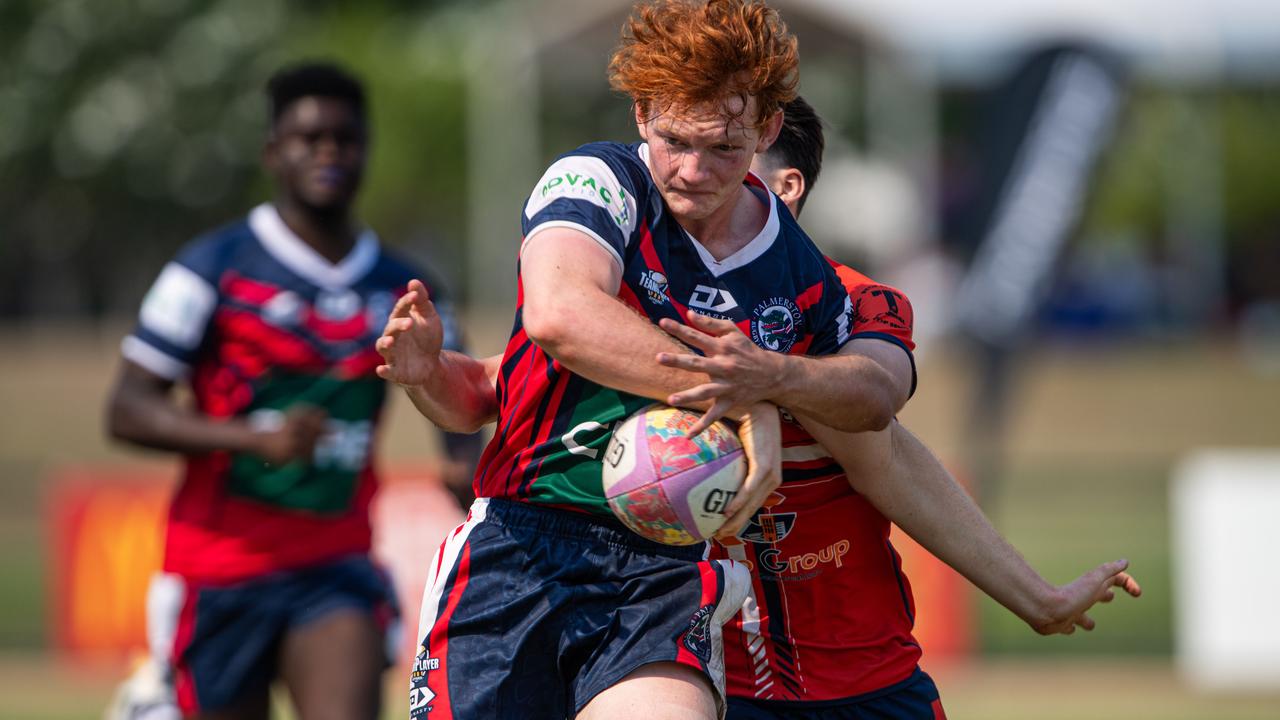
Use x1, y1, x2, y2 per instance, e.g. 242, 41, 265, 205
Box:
639, 270, 669, 305
679, 603, 716, 663
409, 644, 440, 718
751, 297, 802, 352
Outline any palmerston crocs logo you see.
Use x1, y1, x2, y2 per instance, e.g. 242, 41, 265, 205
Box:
751, 297, 802, 352
680, 604, 716, 663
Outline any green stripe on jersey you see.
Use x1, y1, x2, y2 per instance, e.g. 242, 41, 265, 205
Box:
228, 373, 385, 514
521, 383, 653, 514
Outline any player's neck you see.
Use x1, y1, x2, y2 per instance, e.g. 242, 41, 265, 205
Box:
679, 185, 769, 261
274, 199, 358, 264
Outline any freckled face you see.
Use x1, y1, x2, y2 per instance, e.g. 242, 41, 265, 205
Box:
637, 96, 774, 223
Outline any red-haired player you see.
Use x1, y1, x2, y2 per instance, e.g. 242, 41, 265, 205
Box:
377, 3, 920, 718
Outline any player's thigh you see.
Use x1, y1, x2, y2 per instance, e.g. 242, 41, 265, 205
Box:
576, 661, 718, 720
279, 606, 384, 720
189, 684, 270, 720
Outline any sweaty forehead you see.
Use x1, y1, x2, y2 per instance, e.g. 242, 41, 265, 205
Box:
651, 96, 759, 140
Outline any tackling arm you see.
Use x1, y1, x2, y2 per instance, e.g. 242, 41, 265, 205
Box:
521, 228, 781, 537
657, 313, 912, 434
798, 415, 1141, 635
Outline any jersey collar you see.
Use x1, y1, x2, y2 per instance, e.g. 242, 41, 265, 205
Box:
249, 203, 380, 290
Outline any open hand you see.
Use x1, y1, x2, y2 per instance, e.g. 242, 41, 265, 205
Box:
657, 312, 786, 436
1032, 559, 1143, 635
376, 279, 444, 388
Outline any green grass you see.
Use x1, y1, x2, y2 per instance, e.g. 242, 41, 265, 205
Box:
0, 458, 48, 649
979, 457, 1173, 656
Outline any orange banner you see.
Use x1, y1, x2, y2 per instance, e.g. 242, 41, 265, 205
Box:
47, 469, 172, 657
48, 466, 974, 663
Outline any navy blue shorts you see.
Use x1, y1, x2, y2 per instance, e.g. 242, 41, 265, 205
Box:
725, 668, 946, 720
411, 498, 751, 719
151, 555, 398, 714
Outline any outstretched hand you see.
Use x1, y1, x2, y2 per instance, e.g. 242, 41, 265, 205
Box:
376, 279, 445, 388
657, 312, 785, 436
1032, 559, 1143, 635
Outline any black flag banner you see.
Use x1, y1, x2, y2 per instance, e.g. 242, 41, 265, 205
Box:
955, 45, 1127, 347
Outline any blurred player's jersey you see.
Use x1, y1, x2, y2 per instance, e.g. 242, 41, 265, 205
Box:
124, 203, 461, 584
476, 141, 853, 516
714, 265, 922, 702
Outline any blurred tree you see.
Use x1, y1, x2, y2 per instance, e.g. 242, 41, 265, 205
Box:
0, 0, 481, 319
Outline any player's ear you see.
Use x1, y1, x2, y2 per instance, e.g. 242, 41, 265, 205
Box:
634, 102, 651, 141
775, 168, 806, 210
755, 110, 784, 153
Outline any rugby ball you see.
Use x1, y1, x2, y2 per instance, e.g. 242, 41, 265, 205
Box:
602, 405, 746, 545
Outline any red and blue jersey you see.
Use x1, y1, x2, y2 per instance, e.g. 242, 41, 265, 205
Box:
474, 141, 854, 515
715, 263, 923, 702
124, 203, 462, 584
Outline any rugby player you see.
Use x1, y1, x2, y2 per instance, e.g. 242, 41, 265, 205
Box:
376, 3, 913, 718
104, 62, 476, 719
661, 95, 1142, 719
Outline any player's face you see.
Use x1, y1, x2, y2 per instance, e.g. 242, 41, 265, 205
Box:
638, 96, 780, 222
265, 96, 367, 213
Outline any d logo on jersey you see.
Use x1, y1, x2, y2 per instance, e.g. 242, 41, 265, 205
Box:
409, 644, 440, 717
751, 297, 802, 353
689, 284, 738, 314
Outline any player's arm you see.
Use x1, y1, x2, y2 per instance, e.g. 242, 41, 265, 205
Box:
106, 360, 326, 465
521, 228, 781, 537
657, 313, 910, 434
520, 229, 713, 400
798, 415, 1142, 635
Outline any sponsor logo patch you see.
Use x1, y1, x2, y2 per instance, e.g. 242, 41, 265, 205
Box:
639, 270, 669, 305
853, 285, 910, 333
689, 284, 738, 313
409, 644, 440, 717
262, 290, 304, 327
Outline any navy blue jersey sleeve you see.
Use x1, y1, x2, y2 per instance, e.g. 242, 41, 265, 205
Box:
121, 237, 225, 380
520, 143, 643, 269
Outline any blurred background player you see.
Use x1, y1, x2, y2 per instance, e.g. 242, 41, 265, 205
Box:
663, 95, 1138, 719
103, 62, 477, 719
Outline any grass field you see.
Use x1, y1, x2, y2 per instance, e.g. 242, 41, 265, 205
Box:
1, 320, 1277, 717
2, 654, 1276, 720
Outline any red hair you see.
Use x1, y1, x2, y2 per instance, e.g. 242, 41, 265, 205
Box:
608, 0, 799, 128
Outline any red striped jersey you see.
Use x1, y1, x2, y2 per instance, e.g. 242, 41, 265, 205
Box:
123, 203, 462, 584
474, 141, 855, 516
714, 263, 923, 702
